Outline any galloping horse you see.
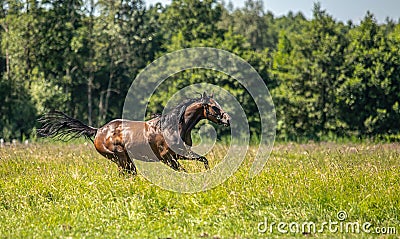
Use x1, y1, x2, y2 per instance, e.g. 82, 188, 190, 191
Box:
38, 92, 231, 174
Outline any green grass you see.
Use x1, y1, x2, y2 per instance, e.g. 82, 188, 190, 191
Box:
0, 142, 399, 238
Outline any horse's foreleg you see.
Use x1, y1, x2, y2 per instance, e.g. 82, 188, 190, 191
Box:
178, 152, 209, 170
198, 156, 209, 170
165, 153, 186, 172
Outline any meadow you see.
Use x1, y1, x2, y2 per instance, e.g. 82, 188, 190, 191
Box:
0, 142, 399, 238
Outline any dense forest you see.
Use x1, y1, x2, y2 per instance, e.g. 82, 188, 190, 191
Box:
0, 0, 400, 142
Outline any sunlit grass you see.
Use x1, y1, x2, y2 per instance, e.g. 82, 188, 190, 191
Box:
0, 142, 399, 238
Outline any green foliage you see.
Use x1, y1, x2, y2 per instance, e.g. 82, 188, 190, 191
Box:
0, 75, 37, 140
338, 13, 400, 136
0, 0, 400, 142
272, 4, 349, 140
159, 0, 223, 50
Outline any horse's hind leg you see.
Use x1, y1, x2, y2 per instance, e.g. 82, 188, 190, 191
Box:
115, 150, 137, 175
94, 142, 137, 175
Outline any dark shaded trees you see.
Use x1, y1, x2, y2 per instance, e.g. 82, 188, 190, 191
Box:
1, 1, 400, 142
272, 3, 349, 139
338, 12, 400, 136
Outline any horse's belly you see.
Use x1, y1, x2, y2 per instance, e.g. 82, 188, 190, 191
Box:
122, 121, 160, 162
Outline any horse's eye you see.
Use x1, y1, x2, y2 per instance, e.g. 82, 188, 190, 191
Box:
212, 106, 220, 112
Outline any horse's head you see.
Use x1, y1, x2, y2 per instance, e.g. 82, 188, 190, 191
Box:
200, 92, 231, 127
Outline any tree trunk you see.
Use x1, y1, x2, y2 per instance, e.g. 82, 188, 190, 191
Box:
102, 53, 114, 123
88, 75, 93, 125
1, 23, 10, 81
87, 0, 95, 126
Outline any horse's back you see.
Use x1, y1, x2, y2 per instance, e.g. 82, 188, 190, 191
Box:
94, 118, 167, 164
94, 119, 148, 154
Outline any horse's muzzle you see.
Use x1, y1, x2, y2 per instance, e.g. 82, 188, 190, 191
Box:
222, 113, 231, 127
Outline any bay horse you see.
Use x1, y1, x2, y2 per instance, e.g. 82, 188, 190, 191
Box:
38, 92, 231, 174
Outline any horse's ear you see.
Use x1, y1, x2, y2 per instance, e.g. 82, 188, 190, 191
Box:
178, 106, 186, 124
201, 92, 211, 105
210, 93, 214, 98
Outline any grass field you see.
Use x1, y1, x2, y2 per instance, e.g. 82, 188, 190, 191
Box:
0, 142, 399, 238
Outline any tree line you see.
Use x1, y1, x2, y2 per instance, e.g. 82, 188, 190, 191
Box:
0, 0, 399, 142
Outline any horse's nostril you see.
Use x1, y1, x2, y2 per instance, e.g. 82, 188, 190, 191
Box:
224, 119, 230, 127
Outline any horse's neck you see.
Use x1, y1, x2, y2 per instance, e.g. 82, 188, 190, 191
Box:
180, 106, 204, 146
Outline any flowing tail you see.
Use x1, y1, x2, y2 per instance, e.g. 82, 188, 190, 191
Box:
38, 111, 97, 141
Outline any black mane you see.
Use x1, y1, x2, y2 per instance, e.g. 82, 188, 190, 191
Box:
154, 97, 202, 131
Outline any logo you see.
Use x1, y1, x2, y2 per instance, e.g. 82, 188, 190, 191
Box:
122, 47, 276, 193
